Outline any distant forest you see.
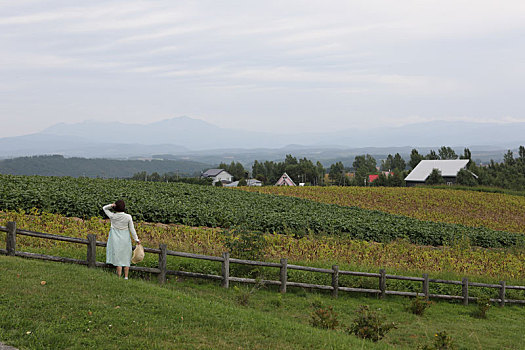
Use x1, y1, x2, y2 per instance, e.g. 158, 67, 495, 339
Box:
0, 155, 211, 178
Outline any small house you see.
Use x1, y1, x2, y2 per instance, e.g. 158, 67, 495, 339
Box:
201, 169, 233, 185
275, 172, 296, 186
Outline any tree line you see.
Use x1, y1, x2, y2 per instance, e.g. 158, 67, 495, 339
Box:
129, 145, 525, 190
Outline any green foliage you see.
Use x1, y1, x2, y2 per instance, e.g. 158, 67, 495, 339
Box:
420, 331, 457, 350
381, 153, 406, 172
310, 306, 339, 330
0, 154, 210, 178
218, 161, 248, 181
131, 171, 213, 185
251, 155, 325, 186
410, 149, 424, 170
472, 295, 492, 319
455, 169, 477, 186
348, 305, 396, 342
329, 161, 347, 185
426, 169, 445, 185
1, 174, 525, 248
438, 146, 458, 160
223, 227, 267, 261
408, 296, 433, 316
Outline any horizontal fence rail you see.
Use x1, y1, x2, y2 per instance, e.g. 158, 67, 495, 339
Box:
1, 222, 524, 306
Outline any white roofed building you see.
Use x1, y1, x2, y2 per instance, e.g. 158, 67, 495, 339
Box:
201, 168, 233, 185
404, 160, 471, 186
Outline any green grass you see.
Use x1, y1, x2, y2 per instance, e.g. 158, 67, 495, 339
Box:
1, 256, 525, 349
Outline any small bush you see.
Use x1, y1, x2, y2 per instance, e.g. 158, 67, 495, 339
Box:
472, 295, 491, 319
233, 280, 264, 307
310, 306, 339, 330
224, 226, 267, 261
408, 296, 433, 316
348, 305, 396, 342
420, 331, 457, 350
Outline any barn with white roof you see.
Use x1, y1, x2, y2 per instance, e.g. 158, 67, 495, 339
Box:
404, 159, 471, 186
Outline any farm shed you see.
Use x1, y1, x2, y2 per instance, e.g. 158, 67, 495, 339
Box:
201, 169, 233, 185
275, 172, 296, 186
404, 159, 470, 186
247, 179, 262, 186
224, 179, 262, 187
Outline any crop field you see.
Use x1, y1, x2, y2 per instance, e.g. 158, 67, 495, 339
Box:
240, 186, 525, 234
1, 174, 523, 249
2, 210, 525, 282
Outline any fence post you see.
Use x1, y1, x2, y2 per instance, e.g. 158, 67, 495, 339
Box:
86, 234, 96, 268
222, 252, 229, 289
499, 281, 506, 307
379, 269, 386, 299
280, 258, 287, 294
6, 222, 16, 256
422, 273, 429, 300
462, 277, 469, 306
331, 265, 339, 298
158, 244, 167, 285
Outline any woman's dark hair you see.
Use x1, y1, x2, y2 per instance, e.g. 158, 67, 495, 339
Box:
114, 200, 125, 212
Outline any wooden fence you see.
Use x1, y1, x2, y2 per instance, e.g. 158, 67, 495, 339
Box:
1, 221, 524, 306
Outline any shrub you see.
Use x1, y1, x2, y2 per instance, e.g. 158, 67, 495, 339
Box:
420, 331, 457, 350
472, 295, 491, 319
233, 281, 264, 307
310, 305, 339, 330
348, 305, 396, 342
224, 226, 267, 261
408, 296, 433, 316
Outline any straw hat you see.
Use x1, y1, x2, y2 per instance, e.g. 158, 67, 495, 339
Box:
131, 244, 144, 264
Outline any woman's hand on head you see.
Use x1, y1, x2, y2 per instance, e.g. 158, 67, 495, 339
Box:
112, 203, 116, 208
136, 239, 141, 245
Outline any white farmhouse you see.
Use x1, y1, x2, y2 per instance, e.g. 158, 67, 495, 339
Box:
404, 159, 472, 186
201, 169, 233, 185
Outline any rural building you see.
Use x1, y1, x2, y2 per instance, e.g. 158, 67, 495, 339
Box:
368, 174, 379, 183
404, 159, 470, 186
201, 169, 233, 185
368, 172, 393, 184
247, 179, 262, 186
223, 178, 262, 187
275, 173, 296, 186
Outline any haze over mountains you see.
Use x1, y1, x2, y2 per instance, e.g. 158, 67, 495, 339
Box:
1, 116, 524, 162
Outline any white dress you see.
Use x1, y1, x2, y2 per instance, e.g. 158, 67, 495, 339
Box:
103, 204, 139, 267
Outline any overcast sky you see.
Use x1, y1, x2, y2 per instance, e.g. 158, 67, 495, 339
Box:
1, 0, 525, 137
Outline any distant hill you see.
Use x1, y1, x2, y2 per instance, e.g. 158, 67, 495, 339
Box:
0, 155, 211, 178
1, 116, 524, 160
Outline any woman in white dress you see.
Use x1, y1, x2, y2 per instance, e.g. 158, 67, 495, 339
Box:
103, 200, 140, 279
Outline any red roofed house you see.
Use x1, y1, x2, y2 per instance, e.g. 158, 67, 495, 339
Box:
275, 172, 296, 186
368, 174, 379, 183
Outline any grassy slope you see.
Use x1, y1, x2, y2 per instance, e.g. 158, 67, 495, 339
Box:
2, 256, 525, 350
240, 186, 525, 234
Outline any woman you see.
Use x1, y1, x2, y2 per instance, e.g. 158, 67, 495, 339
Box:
103, 200, 140, 279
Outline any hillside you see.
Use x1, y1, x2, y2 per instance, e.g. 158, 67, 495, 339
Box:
0, 155, 211, 178
240, 186, 525, 234
2, 256, 525, 349
1, 175, 523, 248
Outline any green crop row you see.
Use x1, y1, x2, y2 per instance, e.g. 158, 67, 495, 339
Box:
0, 174, 524, 248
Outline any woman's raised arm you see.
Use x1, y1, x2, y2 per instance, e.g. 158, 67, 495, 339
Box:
103, 204, 115, 219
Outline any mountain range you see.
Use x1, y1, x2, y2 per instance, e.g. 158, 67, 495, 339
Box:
1, 116, 524, 163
